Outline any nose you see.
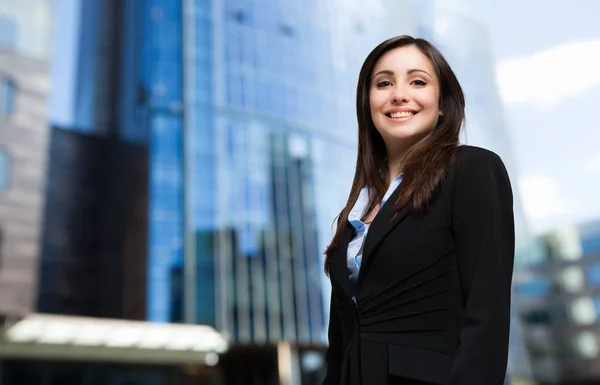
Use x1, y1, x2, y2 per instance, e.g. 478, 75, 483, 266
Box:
390, 84, 408, 104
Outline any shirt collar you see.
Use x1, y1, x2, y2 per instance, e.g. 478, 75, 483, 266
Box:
381, 173, 404, 207
348, 187, 369, 225
347, 173, 404, 230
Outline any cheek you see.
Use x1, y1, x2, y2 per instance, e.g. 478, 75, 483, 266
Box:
369, 94, 385, 116
421, 91, 440, 112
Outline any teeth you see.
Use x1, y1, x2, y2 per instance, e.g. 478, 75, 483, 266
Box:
390, 111, 415, 118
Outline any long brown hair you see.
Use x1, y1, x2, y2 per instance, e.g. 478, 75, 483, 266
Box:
324, 35, 465, 275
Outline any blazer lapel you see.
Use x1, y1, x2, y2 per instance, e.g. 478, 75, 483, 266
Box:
330, 223, 355, 302
358, 184, 412, 285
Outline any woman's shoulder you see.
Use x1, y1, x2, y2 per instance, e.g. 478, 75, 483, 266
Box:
456, 145, 503, 165
454, 145, 507, 174
451, 145, 511, 190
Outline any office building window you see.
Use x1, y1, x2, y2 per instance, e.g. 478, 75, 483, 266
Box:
516, 278, 551, 298
523, 309, 551, 325
0, 75, 15, 117
0, 150, 9, 190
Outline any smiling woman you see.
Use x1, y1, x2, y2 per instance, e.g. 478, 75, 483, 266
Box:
322, 35, 515, 385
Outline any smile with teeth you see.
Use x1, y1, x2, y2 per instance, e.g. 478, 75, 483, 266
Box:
389, 111, 415, 118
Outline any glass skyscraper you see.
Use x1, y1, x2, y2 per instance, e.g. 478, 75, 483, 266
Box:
140, 0, 415, 347
3, 0, 545, 383
1, 0, 414, 384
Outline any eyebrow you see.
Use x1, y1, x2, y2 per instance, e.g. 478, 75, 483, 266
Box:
372, 68, 432, 78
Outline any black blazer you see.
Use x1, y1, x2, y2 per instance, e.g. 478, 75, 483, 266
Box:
323, 146, 515, 385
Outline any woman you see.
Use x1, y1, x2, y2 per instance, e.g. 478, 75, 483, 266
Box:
322, 35, 515, 385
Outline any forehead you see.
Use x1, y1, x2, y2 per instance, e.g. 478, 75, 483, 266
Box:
372, 45, 436, 76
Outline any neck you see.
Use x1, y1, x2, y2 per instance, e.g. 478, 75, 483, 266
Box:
387, 154, 404, 183
385, 141, 411, 183
384, 134, 428, 183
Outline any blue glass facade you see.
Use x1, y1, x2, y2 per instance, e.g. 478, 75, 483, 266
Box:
136, 0, 186, 323
37, 0, 416, 348
184, 0, 339, 342
177, 0, 416, 345
183, 0, 215, 327
159, 0, 418, 345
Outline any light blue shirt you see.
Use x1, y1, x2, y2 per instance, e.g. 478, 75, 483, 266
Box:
347, 174, 404, 301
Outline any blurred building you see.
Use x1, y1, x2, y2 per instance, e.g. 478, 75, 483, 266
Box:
1, 0, 414, 384
1, 0, 545, 384
0, 1, 225, 384
514, 220, 600, 385
0, 8, 50, 318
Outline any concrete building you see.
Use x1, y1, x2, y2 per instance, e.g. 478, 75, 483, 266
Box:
0, 0, 51, 320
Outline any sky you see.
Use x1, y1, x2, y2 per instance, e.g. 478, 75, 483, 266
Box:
485, 0, 600, 234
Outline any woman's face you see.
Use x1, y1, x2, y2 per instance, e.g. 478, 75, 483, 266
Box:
369, 45, 442, 148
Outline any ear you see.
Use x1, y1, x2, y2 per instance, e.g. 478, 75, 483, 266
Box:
439, 110, 444, 117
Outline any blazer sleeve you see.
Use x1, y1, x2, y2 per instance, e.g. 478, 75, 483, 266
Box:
449, 150, 515, 385
322, 293, 343, 385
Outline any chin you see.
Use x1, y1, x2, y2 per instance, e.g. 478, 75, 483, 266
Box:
386, 126, 428, 140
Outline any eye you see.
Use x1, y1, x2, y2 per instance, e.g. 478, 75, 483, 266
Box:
376, 80, 393, 88
411, 79, 427, 86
